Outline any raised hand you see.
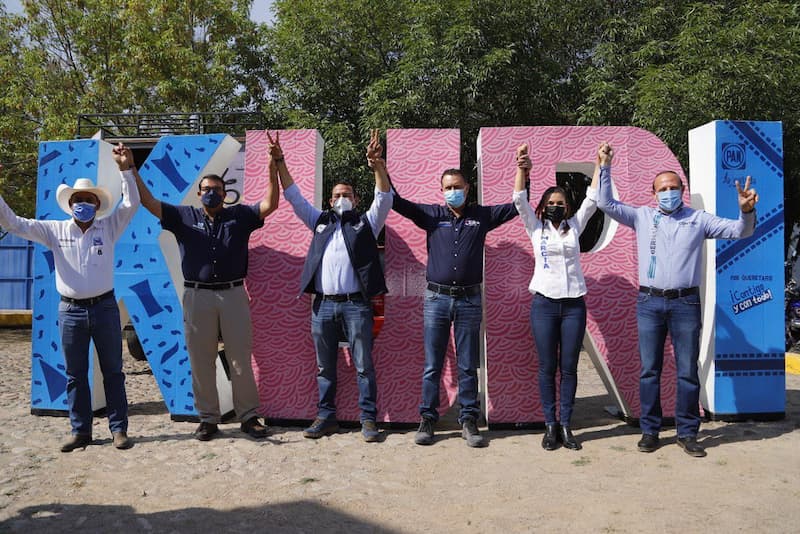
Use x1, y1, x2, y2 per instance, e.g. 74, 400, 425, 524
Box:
598, 142, 613, 166
735, 175, 759, 213
516, 144, 531, 172
112, 143, 134, 171
366, 129, 384, 168
266, 131, 283, 161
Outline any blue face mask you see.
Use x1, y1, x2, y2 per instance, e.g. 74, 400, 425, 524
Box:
72, 202, 96, 223
201, 189, 223, 209
444, 189, 466, 208
657, 189, 682, 213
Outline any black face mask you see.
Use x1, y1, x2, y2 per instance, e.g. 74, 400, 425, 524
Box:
544, 205, 566, 223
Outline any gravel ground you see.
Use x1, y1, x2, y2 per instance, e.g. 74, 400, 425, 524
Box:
0, 327, 798, 533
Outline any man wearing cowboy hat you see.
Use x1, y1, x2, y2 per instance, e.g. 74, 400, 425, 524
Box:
0, 144, 139, 452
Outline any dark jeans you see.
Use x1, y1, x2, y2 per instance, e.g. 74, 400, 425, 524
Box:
311, 296, 377, 422
636, 292, 702, 437
529, 293, 586, 425
58, 294, 128, 435
420, 289, 483, 423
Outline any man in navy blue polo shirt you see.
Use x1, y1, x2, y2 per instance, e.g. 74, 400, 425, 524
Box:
392, 169, 517, 447
131, 147, 279, 441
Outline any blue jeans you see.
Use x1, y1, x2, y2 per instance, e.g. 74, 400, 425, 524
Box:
311, 296, 376, 422
636, 292, 702, 437
58, 294, 128, 435
420, 289, 483, 423
529, 293, 586, 426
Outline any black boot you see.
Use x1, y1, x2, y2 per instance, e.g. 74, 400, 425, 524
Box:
559, 425, 581, 450
542, 423, 559, 450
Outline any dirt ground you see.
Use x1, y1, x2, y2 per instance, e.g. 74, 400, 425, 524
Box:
0, 327, 798, 533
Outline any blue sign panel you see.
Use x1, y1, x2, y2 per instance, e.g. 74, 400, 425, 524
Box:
713, 121, 784, 415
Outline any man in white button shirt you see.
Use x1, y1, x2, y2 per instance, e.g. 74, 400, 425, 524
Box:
270, 130, 392, 442
0, 145, 139, 452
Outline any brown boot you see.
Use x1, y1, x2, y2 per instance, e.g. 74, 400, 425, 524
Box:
61, 434, 92, 453
113, 431, 133, 450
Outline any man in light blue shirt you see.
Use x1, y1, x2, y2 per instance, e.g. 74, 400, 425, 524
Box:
596, 143, 758, 457
271, 130, 393, 442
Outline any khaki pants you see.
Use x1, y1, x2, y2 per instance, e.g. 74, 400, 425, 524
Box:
182, 285, 260, 423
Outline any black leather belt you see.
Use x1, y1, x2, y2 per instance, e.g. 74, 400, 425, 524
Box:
318, 292, 363, 302
184, 280, 244, 290
61, 289, 115, 307
639, 286, 699, 299
427, 282, 482, 297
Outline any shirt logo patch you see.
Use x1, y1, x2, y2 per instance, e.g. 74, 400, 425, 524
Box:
316, 224, 327, 233
464, 219, 480, 227
93, 237, 103, 246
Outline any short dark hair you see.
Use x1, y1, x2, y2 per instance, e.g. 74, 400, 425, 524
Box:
198, 174, 225, 191
331, 179, 357, 197
440, 168, 466, 186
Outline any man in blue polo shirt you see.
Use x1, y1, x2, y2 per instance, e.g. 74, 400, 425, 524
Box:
131, 146, 279, 441
392, 168, 517, 447
596, 142, 758, 457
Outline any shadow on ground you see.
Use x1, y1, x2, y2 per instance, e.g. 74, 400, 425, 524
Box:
1, 501, 400, 534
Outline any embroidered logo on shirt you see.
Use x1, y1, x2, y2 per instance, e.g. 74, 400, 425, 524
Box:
464, 219, 480, 227
93, 237, 103, 246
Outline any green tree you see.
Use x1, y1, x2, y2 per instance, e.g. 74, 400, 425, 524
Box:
267, 0, 409, 198
362, 0, 605, 188
268, 0, 606, 199
0, 0, 273, 218
0, 8, 39, 216
580, 0, 800, 245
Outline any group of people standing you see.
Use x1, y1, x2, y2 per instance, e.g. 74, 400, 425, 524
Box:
0, 132, 758, 458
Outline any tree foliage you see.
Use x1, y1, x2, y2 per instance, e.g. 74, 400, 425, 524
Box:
268, 0, 606, 199
0, 0, 271, 217
580, 0, 800, 245
1, 0, 798, 238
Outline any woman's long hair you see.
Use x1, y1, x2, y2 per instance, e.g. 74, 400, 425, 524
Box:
534, 186, 574, 232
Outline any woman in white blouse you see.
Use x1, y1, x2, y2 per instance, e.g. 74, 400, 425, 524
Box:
512, 142, 609, 451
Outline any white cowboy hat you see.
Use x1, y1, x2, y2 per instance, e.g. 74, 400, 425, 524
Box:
56, 178, 115, 220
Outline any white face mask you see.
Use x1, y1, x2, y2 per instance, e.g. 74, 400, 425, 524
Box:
333, 196, 353, 216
